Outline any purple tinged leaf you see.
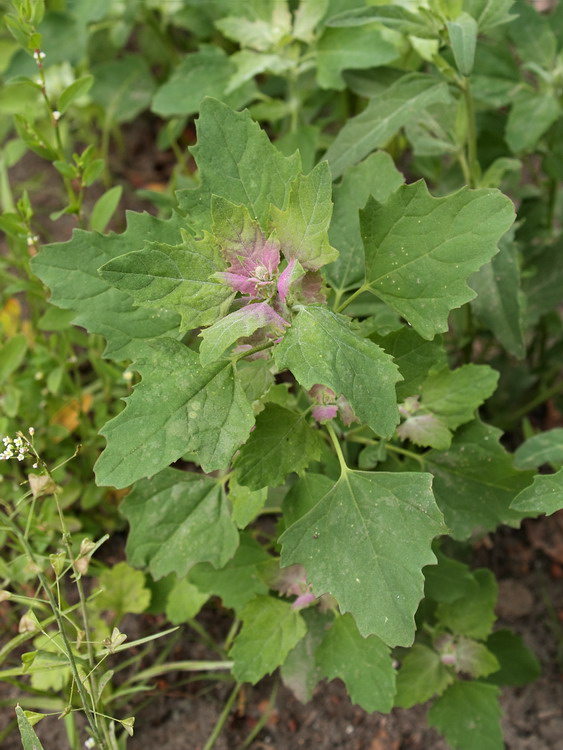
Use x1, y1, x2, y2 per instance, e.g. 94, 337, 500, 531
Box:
215, 271, 260, 296
312, 404, 339, 423
308, 384, 337, 404
292, 591, 317, 610
336, 396, 358, 426
299, 271, 327, 303
277, 258, 303, 303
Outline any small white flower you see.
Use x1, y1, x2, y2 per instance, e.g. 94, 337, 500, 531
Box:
2, 436, 11, 445
52, 110, 61, 122
33, 463, 38, 469
28, 427, 35, 436
17, 454, 25, 461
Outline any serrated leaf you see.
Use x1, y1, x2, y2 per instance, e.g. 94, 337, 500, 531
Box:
165, 578, 209, 624
177, 98, 300, 231
229, 479, 268, 529
325, 74, 450, 179
397, 413, 452, 450
189, 533, 270, 611
428, 682, 503, 750
280, 470, 446, 645
316, 23, 399, 90
95, 338, 254, 487
360, 182, 515, 340
484, 629, 541, 686
121, 469, 239, 579
424, 549, 477, 604
394, 644, 453, 708
270, 161, 337, 271
274, 306, 401, 438
514, 429, 563, 469
510, 468, 563, 516
426, 421, 535, 539
447, 12, 478, 76
281, 608, 330, 702
436, 569, 497, 640
199, 303, 287, 367
327, 151, 404, 291
99, 237, 234, 334
283, 472, 335, 527
230, 596, 306, 683
97, 562, 151, 621
316, 613, 395, 712
16, 705, 45, 750
31, 213, 183, 360
234, 404, 322, 490
469, 238, 525, 358
454, 637, 499, 678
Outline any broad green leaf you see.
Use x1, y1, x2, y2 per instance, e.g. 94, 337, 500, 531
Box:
0, 334, 27, 383
227, 50, 292, 93
484, 630, 541, 686
470, 239, 525, 358
522, 240, 563, 325
234, 404, 322, 490
426, 421, 534, 540
90, 55, 155, 123
506, 92, 560, 154
270, 161, 337, 271
436, 568, 497, 640
189, 534, 270, 611
280, 470, 446, 645
151, 45, 255, 117
316, 613, 395, 713
229, 479, 268, 528
274, 306, 401, 438
394, 644, 453, 708
165, 578, 209, 624
327, 151, 404, 291
508, 0, 557, 68
16, 705, 45, 750
428, 682, 503, 750
463, 0, 516, 32
510, 469, 563, 516
99, 237, 234, 334
58, 74, 93, 114
326, 5, 436, 37
283, 472, 335, 527
447, 12, 478, 76
325, 74, 450, 179
121, 469, 238, 579
28, 634, 71, 691
31, 213, 183, 360
97, 562, 151, 621
374, 328, 446, 401
281, 608, 330, 702
424, 550, 477, 604
293, 0, 328, 41
230, 596, 306, 683
177, 98, 300, 230
95, 338, 254, 487
360, 182, 515, 339
454, 637, 500, 678
90, 185, 122, 234
513, 429, 563, 469
216, 2, 292, 51
199, 303, 287, 367
316, 23, 399, 90
397, 413, 452, 450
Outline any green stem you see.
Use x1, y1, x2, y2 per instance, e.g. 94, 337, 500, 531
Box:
233, 340, 275, 362
203, 682, 242, 750
238, 680, 279, 749
348, 436, 426, 468
460, 78, 478, 188
336, 284, 370, 314
497, 378, 563, 430
127, 660, 234, 684
326, 422, 348, 474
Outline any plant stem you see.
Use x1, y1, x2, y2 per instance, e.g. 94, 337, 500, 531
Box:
238, 680, 279, 749
497, 378, 563, 430
127, 660, 235, 684
335, 284, 370, 314
460, 77, 478, 188
326, 422, 348, 474
348, 436, 426, 468
203, 682, 242, 750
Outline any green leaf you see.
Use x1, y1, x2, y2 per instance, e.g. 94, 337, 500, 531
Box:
90, 54, 156, 123
522, 239, 563, 325
513, 429, 563, 469
508, 0, 557, 69
326, 5, 437, 37
281, 608, 330, 702
14, 115, 57, 161
177, 98, 300, 231
0, 333, 27, 383
469, 238, 525, 358
360, 182, 515, 339
316, 23, 399, 90
316, 613, 395, 712
397, 413, 452, 451
327, 151, 404, 291
270, 161, 337, 271
97, 562, 151, 621
424, 549, 478, 604
230, 596, 306, 684
229, 478, 268, 528
31, 212, 182, 360
227, 50, 292, 93
510, 468, 563, 517
274, 306, 401, 438
506, 92, 560, 154
428, 682, 503, 750
463, 0, 517, 32
95, 338, 254, 487
151, 45, 255, 117
99, 237, 234, 334
454, 637, 500, 678
165, 578, 209, 624
234, 404, 322, 490
90, 186, 122, 234
189, 533, 270, 611
283, 472, 335, 527
58, 74, 93, 114
280, 470, 445, 645
16, 705, 45, 750
447, 12, 478, 76
436, 568, 497, 640
426, 421, 535, 540
394, 644, 453, 708
325, 74, 450, 179
216, 2, 292, 51
293, 0, 328, 41
121, 469, 239, 579
484, 629, 541, 686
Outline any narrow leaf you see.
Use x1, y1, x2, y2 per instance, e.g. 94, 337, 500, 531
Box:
513, 429, 563, 469
90, 186, 122, 234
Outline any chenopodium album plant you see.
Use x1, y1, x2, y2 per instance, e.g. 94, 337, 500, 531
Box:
32, 98, 556, 745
